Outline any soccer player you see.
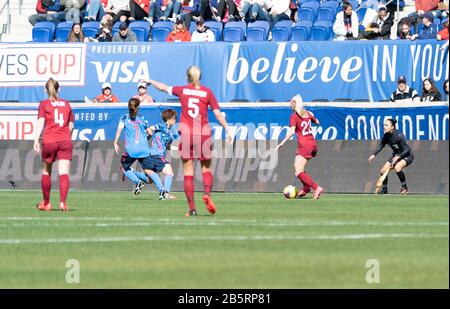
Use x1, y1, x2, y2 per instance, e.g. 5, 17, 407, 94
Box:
368, 119, 414, 194
147, 109, 180, 199
276, 95, 325, 199
145, 65, 232, 216
34, 78, 74, 211
114, 98, 165, 197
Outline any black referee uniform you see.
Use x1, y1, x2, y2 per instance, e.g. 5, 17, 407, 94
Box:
373, 129, 414, 193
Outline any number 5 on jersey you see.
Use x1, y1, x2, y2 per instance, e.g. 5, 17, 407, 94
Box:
54, 108, 64, 127
188, 98, 200, 118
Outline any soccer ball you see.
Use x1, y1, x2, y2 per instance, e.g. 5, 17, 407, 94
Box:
283, 185, 298, 199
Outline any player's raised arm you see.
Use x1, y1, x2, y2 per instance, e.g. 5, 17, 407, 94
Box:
146, 79, 171, 94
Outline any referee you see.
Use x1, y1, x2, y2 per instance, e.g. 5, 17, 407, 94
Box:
368, 119, 414, 194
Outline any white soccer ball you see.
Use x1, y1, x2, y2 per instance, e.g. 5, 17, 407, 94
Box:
283, 185, 297, 199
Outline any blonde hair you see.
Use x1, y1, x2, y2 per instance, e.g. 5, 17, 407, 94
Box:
187, 66, 201, 88
45, 78, 59, 101
290, 94, 303, 111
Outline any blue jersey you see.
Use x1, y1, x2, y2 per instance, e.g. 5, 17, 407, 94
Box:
119, 113, 151, 158
149, 122, 179, 157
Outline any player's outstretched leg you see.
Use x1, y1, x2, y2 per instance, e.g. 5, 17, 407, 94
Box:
123, 168, 144, 195
162, 165, 175, 199
296, 173, 310, 198
37, 162, 52, 211
144, 170, 165, 199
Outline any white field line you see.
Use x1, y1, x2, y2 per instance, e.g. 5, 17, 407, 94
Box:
0, 221, 448, 228
0, 233, 447, 245
0, 217, 448, 227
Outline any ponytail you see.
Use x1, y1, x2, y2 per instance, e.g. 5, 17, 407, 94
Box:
128, 98, 140, 120
45, 78, 59, 101
187, 65, 201, 88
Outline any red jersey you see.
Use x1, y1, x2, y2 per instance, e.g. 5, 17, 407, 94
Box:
95, 93, 119, 103
38, 99, 74, 144
172, 84, 219, 136
290, 111, 317, 143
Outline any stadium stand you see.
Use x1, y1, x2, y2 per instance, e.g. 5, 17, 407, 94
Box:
32, 21, 55, 42
55, 21, 74, 42
246, 20, 270, 41
271, 20, 294, 41
82, 21, 101, 38
223, 21, 246, 42
129, 21, 151, 42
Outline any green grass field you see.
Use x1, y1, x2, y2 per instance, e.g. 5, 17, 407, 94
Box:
0, 190, 448, 288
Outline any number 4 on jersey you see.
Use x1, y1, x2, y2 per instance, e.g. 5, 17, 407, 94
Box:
54, 108, 64, 127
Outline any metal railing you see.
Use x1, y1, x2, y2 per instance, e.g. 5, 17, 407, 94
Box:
0, 0, 11, 35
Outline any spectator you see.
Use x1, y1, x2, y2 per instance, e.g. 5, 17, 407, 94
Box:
146, 0, 175, 25
87, 17, 113, 41
112, 21, 138, 41
133, 81, 154, 103
411, 12, 438, 40
173, 0, 201, 29
443, 79, 449, 102
373, 5, 393, 40
289, 0, 297, 22
421, 78, 442, 102
166, 16, 192, 42
129, 0, 150, 22
67, 22, 85, 42
84, 0, 108, 21
191, 17, 215, 41
407, 0, 440, 34
437, 19, 449, 40
55, 0, 85, 24
269, 0, 290, 27
95, 82, 120, 102
110, 0, 132, 24
28, 0, 61, 26
390, 75, 420, 103
241, 0, 271, 23
333, 2, 358, 41
362, 23, 382, 40
217, 0, 244, 22
398, 21, 413, 40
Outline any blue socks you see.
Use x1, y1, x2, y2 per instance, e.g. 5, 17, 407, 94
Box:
148, 172, 164, 192
164, 175, 173, 192
134, 171, 149, 184
124, 169, 141, 185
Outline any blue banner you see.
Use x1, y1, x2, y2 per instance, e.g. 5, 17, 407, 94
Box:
0, 105, 448, 141
0, 40, 448, 103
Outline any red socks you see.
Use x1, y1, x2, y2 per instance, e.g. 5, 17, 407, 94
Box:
59, 174, 70, 203
41, 174, 51, 204
202, 171, 213, 196
297, 172, 318, 190
184, 176, 196, 211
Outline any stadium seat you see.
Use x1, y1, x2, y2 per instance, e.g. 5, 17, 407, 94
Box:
297, 8, 315, 22
246, 20, 270, 41
300, 2, 320, 13
320, 1, 339, 13
334, 98, 352, 102
271, 20, 294, 41
204, 21, 223, 41
112, 21, 121, 37
347, 0, 359, 10
291, 26, 309, 41
310, 26, 329, 41
294, 20, 313, 29
223, 21, 246, 42
301, 0, 320, 3
82, 21, 100, 38
129, 21, 150, 41
55, 21, 73, 42
316, 7, 335, 21
152, 21, 174, 42
32, 22, 55, 42
356, 7, 366, 23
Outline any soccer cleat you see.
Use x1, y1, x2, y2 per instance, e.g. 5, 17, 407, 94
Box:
185, 209, 197, 217
134, 181, 144, 195
296, 188, 310, 198
36, 201, 52, 211
313, 186, 325, 200
399, 187, 408, 195
159, 190, 166, 200
59, 202, 69, 212
164, 192, 176, 199
202, 194, 216, 215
